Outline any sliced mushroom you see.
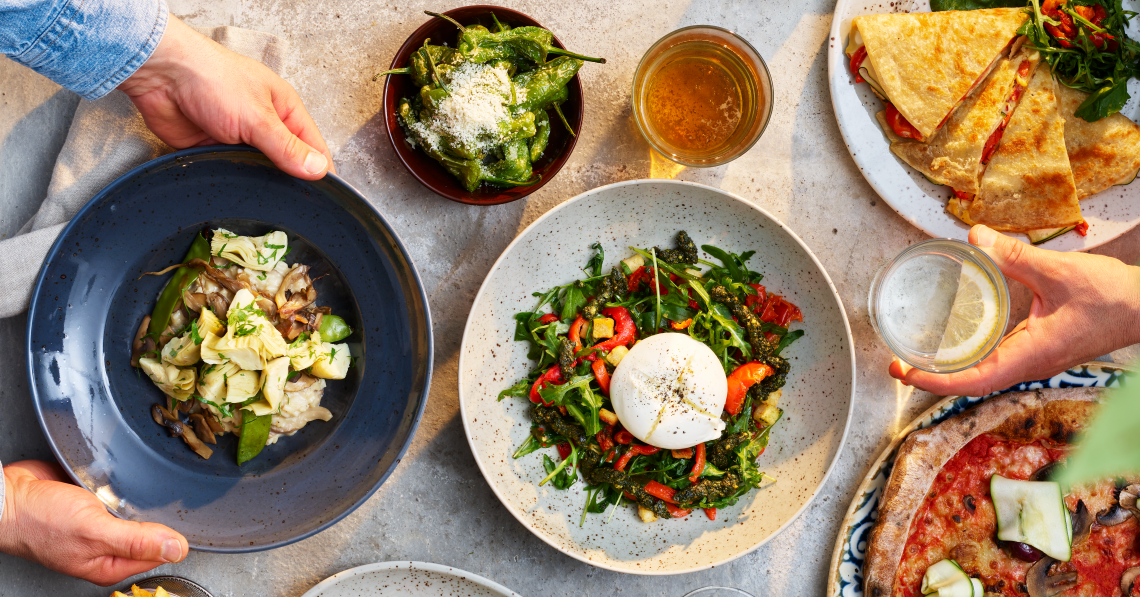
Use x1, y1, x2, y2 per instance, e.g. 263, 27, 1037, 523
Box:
207, 292, 230, 320
180, 425, 214, 459
131, 316, 151, 368
1071, 500, 1093, 544
150, 404, 166, 426
185, 258, 251, 294
1120, 484, 1140, 515
1097, 504, 1132, 526
203, 413, 225, 434
164, 418, 185, 437
1033, 462, 1058, 482
274, 265, 309, 308
182, 291, 208, 313
284, 373, 319, 392
189, 413, 216, 445
255, 295, 278, 322
1026, 557, 1078, 597
1122, 566, 1140, 596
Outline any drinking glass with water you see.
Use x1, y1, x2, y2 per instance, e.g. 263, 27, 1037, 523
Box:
869, 239, 1010, 373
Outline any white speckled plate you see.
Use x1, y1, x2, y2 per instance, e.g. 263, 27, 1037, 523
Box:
300, 562, 522, 597
825, 362, 1131, 597
459, 179, 856, 574
827, 0, 1140, 251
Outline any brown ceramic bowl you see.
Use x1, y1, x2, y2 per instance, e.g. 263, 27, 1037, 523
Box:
381, 6, 585, 205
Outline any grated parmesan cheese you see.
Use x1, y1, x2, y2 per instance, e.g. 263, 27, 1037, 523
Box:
408, 61, 513, 155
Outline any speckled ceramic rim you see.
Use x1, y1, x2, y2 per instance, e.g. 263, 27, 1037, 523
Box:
823, 361, 1133, 596
631, 25, 774, 168
457, 179, 858, 575
299, 561, 523, 597
24, 145, 435, 553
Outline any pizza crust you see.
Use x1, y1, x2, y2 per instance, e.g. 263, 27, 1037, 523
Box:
863, 387, 1102, 597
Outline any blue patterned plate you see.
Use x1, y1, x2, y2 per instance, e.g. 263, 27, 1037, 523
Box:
826, 363, 1130, 597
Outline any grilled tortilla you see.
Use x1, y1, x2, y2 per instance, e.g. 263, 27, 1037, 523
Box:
850, 8, 1027, 141
1055, 83, 1140, 199
889, 47, 1039, 196
966, 65, 1082, 232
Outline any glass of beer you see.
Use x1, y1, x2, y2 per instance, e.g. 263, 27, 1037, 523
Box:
632, 26, 773, 167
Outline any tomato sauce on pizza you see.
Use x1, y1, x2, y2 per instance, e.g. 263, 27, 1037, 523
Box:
893, 433, 1140, 597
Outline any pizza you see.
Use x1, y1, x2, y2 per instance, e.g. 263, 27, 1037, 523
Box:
864, 387, 1140, 597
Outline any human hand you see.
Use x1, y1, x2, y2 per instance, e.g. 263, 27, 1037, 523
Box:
889, 224, 1140, 396
0, 460, 187, 586
118, 16, 334, 180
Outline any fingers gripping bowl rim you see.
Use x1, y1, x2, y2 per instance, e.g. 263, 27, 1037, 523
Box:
381, 5, 585, 205
458, 179, 856, 574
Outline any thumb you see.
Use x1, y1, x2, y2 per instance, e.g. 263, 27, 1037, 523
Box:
97, 517, 187, 564
248, 115, 329, 180
969, 225, 1053, 291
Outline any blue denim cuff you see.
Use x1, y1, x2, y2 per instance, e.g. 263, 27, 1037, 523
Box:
1, 0, 169, 100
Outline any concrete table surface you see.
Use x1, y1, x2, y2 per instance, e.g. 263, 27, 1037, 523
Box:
1, 1, 1138, 595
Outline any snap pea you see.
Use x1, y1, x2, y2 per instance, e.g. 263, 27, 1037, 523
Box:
147, 232, 211, 339
237, 408, 272, 465
529, 109, 550, 162
318, 314, 353, 342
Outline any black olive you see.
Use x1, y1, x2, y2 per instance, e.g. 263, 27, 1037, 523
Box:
963, 494, 976, 512
164, 419, 185, 437
1017, 582, 1028, 593
1008, 541, 1044, 562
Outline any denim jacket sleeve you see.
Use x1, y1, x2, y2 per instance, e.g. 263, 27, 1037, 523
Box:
0, 0, 168, 100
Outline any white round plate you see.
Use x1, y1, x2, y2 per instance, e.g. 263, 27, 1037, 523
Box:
458, 179, 856, 574
825, 362, 1130, 597
300, 561, 522, 597
827, 0, 1140, 251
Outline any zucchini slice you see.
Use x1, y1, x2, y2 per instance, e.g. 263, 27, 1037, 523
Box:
1027, 226, 1076, 245
991, 474, 1072, 561
922, 559, 970, 594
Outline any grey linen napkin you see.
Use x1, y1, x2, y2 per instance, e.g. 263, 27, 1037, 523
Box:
0, 25, 288, 319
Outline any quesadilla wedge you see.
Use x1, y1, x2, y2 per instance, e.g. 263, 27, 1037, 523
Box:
888, 45, 1040, 196
1055, 82, 1140, 199
958, 65, 1082, 232
847, 8, 1028, 141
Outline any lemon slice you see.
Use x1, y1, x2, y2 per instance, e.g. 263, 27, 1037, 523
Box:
934, 261, 999, 364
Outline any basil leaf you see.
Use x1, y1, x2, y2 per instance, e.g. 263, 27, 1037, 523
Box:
1054, 377, 1140, 489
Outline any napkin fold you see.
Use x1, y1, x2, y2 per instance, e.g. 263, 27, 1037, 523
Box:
0, 25, 288, 319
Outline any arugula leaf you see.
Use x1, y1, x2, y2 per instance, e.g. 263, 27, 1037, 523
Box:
659, 302, 694, 323
1074, 78, 1131, 122
513, 434, 543, 459
708, 304, 752, 360
498, 376, 533, 401
776, 329, 805, 355
584, 242, 605, 278
701, 244, 744, 282
560, 284, 586, 322
931, 0, 1023, 10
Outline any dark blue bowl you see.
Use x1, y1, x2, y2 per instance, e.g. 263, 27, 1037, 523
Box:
25, 146, 433, 552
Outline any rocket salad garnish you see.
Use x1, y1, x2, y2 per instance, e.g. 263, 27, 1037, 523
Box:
1020, 0, 1140, 121
499, 232, 805, 523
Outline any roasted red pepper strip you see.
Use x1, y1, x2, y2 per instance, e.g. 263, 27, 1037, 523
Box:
568, 316, 585, 354
630, 445, 659, 456
758, 294, 803, 328
744, 283, 767, 312
1076, 221, 1089, 236
591, 360, 611, 395
614, 450, 633, 472
689, 442, 706, 484
704, 507, 717, 521
666, 504, 692, 518
671, 448, 693, 459
614, 429, 633, 445
884, 103, 922, 140
586, 307, 636, 361
725, 362, 775, 415
557, 442, 572, 460
644, 480, 677, 504
596, 425, 615, 451
849, 45, 867, 83
529, 366, 565, 405
537, 313, 559, 324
